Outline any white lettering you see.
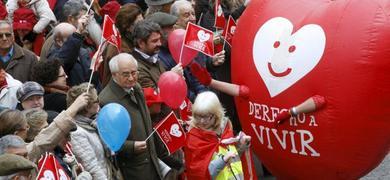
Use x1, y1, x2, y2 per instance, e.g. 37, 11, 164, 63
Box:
251, 124, 320, 157
297, 129, 320, 157
249, 101, 254, 115
289, 131, 298, 153
271, 129, 288, 150
262, 104, 271, 122
254, 103, 262, 120
309, 115, 318, 126
265, 127, 273, 150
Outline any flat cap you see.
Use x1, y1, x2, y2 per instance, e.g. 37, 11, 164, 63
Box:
16, 81, 44, 102
0, 154, 36, 176
147, 12, 178, 27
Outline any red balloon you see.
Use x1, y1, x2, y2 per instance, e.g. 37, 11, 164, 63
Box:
158, 71, 188, 109
168, 29, 198, 67
232, 0, 390, 179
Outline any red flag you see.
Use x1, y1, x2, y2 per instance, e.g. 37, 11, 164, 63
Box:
214, 0, 226, 29
184, 23, 214, 56
37, 153, 71, 180
179, 98, 192, 121
102, 15, 121, 51
222, 16, 237, 46
154, 112, 186, 155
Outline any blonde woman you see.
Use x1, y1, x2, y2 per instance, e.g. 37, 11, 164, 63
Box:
184, 91, 251, 180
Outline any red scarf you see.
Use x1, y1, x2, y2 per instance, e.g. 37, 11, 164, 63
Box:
184, 122, 234, 180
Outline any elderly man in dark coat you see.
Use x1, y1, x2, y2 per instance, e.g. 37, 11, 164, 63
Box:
98, 53, 163, 179
0, 20, 37, 83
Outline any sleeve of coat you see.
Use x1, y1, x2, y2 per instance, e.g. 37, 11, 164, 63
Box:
33, 0, 57, 33
119, 140, 135, 157
27, 111, 76, 162
70, 131, 108, 180
5, 0, 18, 23
137, 67, 156, 88
86, 18, 102, 46
55, 33, 84, 73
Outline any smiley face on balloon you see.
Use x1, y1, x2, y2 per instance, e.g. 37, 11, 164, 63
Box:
253, 17, 326, 97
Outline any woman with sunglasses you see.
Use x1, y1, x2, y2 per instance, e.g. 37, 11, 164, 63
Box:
184, 91, 251, 180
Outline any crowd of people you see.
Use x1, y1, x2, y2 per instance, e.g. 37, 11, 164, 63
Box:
0, 0, 253, 179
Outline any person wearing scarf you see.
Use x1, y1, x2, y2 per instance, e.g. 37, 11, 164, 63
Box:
184, 91, 252, 180
31, 59, 69, 113
67, 83, 123, 180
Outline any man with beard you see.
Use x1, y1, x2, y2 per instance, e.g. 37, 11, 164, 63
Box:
131, 20, 185, 178
131, 20, 183, 89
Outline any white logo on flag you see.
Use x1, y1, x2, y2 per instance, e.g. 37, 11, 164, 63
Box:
170, 124, 182, 137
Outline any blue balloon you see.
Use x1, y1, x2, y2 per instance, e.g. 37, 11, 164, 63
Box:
97, 103, 131, 152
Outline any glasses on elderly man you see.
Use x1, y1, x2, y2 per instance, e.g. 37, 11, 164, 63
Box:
119, 71, 139, 78
0, 33, 12, 38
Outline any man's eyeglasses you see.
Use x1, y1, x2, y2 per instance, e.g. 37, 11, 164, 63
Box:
0, 33, 12, 38
120, 71, 138, 78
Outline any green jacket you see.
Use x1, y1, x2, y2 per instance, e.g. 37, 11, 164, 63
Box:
99, 80, 162, 179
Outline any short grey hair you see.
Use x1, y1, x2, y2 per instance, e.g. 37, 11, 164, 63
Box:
132, 20, 162, 48
62, 0, 87, 22
0, 20, 13, 31
109, 53, 138, 73
53, 23, 76, 40
0, 135, 25, 155
170, 0, 192, 17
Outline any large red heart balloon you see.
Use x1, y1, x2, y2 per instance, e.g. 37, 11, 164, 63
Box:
232, 0, 390, 179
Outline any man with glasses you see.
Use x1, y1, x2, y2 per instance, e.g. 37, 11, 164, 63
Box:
0, 20, 37, 83
99, 53, 165, 179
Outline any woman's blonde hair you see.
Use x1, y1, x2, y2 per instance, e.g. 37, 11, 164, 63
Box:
190, 91, 225, 131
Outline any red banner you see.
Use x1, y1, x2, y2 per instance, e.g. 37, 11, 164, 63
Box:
222, 16, 237, 46
214, 0, 226, 29
37, 153, 71, 180
184, 23, 214, 56
102, 15, 121, 51
155, 112, 186, 155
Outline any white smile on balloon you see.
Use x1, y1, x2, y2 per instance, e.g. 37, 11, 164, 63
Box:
253, 17, 326, 97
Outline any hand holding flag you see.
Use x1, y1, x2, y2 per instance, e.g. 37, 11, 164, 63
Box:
148, 112, 186, 155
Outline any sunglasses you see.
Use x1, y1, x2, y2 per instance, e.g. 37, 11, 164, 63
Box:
0, 33, 13, 38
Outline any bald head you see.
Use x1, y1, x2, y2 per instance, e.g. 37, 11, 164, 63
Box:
53, 23, 76, 47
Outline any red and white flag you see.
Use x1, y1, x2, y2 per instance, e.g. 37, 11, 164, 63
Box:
214, 0, 226, 29
222, 16, 237, 46
154, 112, 186, 155
37, 153, 71, 180
102, 15, 121, 51
179, 98, 192, 121
90, 15, 121, 70
184, 23, 214, 56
